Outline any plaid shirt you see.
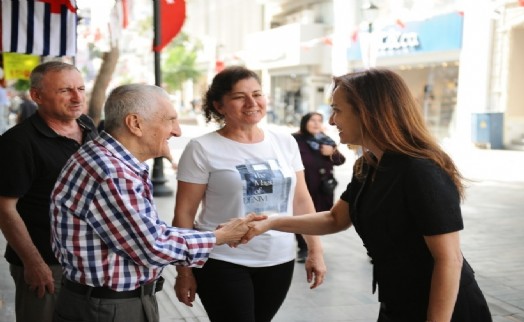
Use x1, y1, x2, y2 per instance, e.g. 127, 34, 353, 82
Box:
51, 132, 215, 291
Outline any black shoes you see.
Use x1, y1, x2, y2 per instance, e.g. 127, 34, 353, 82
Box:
296, 249, 307, 263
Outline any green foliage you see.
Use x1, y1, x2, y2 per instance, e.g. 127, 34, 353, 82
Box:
13, 79, 31, 92
161, 32, 203, 91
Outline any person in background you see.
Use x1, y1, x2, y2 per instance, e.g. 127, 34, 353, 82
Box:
0, 61, 98, 322
96, 118, 106, 133
173, 66, 326, 322
0, 79, 10, 134
16, 90, 38, 124
244, 68, 492, 322
50, 83, 263, 322
292, 112, 346, 262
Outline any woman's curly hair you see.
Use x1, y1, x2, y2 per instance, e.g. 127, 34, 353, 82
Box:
203, 66, 261, 126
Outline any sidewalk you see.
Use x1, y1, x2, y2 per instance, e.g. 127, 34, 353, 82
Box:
1, 123, 524, 321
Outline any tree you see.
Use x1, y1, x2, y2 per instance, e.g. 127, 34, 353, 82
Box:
88, 46, 119, 127
83, 0, 125, 128
13, 79, 30, 92
85, 5, 202, 125
161, 32, 202, 93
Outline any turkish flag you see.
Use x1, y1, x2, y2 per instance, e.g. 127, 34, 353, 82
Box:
153, 0, 186, 52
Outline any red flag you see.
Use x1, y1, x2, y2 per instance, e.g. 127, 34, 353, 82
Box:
215, 60, 225, 73
121, 0, 129, 28
351, 29, 359, 43
1, 0, 77, 57
153, 0, 186, 52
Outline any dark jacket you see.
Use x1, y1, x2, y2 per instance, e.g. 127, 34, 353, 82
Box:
293, 132, 345, 211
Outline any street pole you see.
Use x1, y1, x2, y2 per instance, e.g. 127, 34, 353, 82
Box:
361, 2, 379, 69
151, 0, 173, 197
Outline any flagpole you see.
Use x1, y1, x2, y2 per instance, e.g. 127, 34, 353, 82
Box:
151, 0, 173, 197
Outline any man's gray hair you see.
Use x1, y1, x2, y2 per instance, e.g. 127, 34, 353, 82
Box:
30, 61, 79, 90
103, 84, 170, 134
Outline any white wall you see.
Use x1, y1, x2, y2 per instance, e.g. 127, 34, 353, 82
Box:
454, 1, 494, 146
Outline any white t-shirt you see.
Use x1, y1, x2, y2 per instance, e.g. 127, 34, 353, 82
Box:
177, 128, 304, 267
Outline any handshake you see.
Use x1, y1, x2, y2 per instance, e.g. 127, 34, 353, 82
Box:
213, 213, 273, 246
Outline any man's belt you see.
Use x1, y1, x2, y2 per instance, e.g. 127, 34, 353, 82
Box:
62, 276, 164, 299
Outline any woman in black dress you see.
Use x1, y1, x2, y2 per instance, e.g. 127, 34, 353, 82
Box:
244, 68, 492, 322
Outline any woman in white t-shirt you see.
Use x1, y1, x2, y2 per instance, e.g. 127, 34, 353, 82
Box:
172, 66, 326, 322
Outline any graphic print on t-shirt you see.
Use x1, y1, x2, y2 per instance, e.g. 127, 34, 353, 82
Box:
236, 159, 291, 214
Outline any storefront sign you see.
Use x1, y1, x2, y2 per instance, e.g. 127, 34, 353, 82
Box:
378, 30, 420, 54
2, 53, 40, 80
348, 12, 463, 61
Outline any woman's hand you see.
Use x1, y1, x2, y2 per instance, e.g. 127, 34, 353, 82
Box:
320, 144, 335, 156
240, 216, 273, 243
304, 250, 327, 289
215, 213, 267, 245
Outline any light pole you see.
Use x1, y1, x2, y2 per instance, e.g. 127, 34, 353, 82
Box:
361, 1, 379, 69
362, 2, 379, 33
151, 0, 173, 197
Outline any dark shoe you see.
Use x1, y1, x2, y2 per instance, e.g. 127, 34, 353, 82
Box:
296, 249, 307, 263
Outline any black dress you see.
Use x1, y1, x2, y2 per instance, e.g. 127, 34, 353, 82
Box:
340, 152, 492, 322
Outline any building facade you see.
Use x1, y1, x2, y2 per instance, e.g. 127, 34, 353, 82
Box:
349, 10, 463, 142
182, 0, 524, 149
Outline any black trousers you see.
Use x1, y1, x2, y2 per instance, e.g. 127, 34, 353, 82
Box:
295, 233, 308, 251
193, 258, 295, 322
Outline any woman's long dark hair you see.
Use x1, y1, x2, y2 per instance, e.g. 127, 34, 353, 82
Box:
333, 68, 465, 198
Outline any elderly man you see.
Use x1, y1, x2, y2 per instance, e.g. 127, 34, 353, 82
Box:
50, 84, 262, 322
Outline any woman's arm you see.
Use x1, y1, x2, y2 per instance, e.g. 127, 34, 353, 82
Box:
172, 181, 205, 227
293, 171, 326, 288
424, 231, 463, 322
244, 170, 351, 238
261, 198, 351, 235
172, 181, 207, 307
319, 144, 346, 166
331, 147, 346, 166
244, 197, 351, 243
